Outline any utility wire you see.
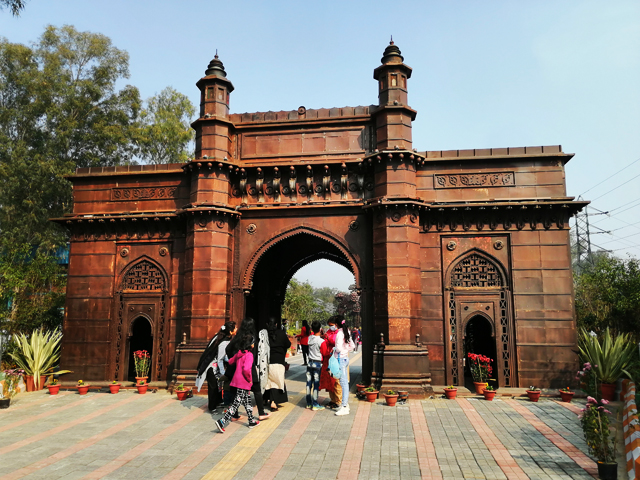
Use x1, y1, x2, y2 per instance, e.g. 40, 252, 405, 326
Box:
579, 156, 640, 196
591, 171, 640, 201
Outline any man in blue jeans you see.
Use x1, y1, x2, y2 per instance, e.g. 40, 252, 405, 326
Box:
305, 320, 325, 410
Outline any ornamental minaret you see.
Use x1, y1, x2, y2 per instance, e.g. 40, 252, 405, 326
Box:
193, 52, 235, 161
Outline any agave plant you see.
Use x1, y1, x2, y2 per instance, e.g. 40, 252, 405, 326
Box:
9, 328, 72, 390
578, 328, 637, 384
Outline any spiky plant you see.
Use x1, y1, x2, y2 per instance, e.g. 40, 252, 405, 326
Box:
578, 328, 637, 384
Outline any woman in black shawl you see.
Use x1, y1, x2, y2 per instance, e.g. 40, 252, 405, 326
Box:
195, 320, 236, 412
263, 317, 291, 411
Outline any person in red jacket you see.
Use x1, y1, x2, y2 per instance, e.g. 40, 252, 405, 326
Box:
319, 317, 341, 409
297, 320, 311, 366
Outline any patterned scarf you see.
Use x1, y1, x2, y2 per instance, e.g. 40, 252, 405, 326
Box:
258, 329, 270, 393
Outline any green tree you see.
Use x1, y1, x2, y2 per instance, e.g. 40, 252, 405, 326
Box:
139, 87, 195, 164
0, 0, 27, 16
574, 253, 640, 341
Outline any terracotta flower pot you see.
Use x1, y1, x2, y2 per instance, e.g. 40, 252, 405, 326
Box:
136, 383, 148, 395
474, 382, 488, 395
0, 398, 10, 409
444, 388, 458, 400
25, 375, 46, 392
77, 385, 90, 395
47, 384, 60, 395
176, 389, 189, 401
600, 383, 616, 401
356, 384, 367, 393
364, 390, 379, 402
527, 390, 541, 402
559, 391, 574, 403
384, 394, 399, 406
135, 376, 148, 385
483, 389, 496, 401
397, 390, 409, 402
596, 461, 617, 480
109, 384, 121, 394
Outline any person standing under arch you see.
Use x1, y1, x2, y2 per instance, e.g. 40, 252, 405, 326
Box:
195, 321, 236, 412
334, 315, 354, 416
297, 320, 311, 366
264, 318, 290, 411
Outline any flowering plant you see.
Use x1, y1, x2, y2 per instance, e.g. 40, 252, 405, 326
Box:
1, 369, 24, 399
112, 380, 118, 385
528, 386, 540, 392
50, 378, 59, 385
445, 385, 457, 390
576, 362, 598, 398
580, 396, 616, 463
467, 353, 492, 383
387, 389, 397, 395
133, 350, 151, 378
175, 383, 185, 391
364, 386, 377, 392
559, 386, 573, 393
484, 385, 495, 391
77, 379, 84, 386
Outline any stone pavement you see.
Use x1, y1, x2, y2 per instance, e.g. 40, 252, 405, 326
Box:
0, 353, 601, 480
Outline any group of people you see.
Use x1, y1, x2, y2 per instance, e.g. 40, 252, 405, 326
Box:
196, 314, 355, 432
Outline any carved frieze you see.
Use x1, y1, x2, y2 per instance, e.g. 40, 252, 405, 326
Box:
434, 172, 515, 189
111, 186, 178, 201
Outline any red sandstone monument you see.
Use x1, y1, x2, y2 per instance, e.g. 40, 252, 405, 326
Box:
55, 42, 586, 392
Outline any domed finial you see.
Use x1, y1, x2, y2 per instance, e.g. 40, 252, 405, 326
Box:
381, 39, 403, 64
205, 51, 227, 77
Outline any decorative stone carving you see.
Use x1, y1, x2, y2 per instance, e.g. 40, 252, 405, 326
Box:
112, 186, 177, 200
159, 247, 169, 256
451, 254, 503, 288
246, 223, 257, 234
391, 211, 402, 222
122, 260, 165, 292
434, 172, 515, 189
446, 241, 457, 251
349, 220, 359, 231
493, 240, 504, 250
120, 247, 129, 257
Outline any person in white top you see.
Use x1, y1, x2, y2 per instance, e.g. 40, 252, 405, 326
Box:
333, 315, 354, 415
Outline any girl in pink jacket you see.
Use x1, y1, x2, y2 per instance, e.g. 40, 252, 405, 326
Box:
215, 335, 259, 432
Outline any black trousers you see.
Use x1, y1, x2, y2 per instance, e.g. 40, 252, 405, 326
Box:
301, 344, 309, 364
251, 382, 266, 416
206, 369, 222, 411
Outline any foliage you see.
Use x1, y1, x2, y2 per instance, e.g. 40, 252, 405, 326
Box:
576, 362, 599, 398
77, 379, 84, 385
574, 254, 640, 341
578, 328, 637, 384
0, 0, 27, 16
528, 386, 540, 392
467, 353, 493, 383
0, 368, 23, 399
9, 328, 71, 389
133, 350, 151, 377
138, 87, 195, 164
334, 286, 361, 328
0, 242, 66, 335
580, 396, 616, 463
559, 386, 572, 393
446, 385, 457, 390
175, 383, 185, 391
364, 386, 377, 392
386, 389, 396, 395
484, 385, 495, 391
282, 279, 334, 329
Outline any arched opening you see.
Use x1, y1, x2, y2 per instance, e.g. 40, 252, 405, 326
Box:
127, 316, 154, 381
463, 315, 497, 389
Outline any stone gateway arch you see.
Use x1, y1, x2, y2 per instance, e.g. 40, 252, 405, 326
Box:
55, 42, 586, 393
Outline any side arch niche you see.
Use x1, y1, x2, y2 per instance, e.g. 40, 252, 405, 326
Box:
113, 257, 169, 382
444, 249, 515, 388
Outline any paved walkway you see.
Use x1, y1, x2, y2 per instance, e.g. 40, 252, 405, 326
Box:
0, 353, 601, 480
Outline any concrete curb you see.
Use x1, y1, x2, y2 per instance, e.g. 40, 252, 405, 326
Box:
622, 379, 640, 479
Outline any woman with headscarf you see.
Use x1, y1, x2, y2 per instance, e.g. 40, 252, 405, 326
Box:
263, 317, 291, 411
195, 320, 236, 412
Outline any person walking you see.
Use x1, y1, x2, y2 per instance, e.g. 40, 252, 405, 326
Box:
264, 318, 291, 411
351, 328, 360, 352
334, 316, 354, 416
215, 335, 258, 432
195, 321, 236, 412
306, 320, 325, 410
298, 320, 311, 365
319, 316, 341, 409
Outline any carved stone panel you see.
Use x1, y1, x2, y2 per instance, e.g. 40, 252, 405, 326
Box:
112, 186, 178, 201
434, 172, 515, 189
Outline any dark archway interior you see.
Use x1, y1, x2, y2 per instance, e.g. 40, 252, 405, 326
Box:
246, 233, 354, 331
127, 317, 153, 381
463, 315, 498, 389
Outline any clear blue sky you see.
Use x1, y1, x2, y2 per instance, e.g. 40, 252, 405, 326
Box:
2, 1, 639, 290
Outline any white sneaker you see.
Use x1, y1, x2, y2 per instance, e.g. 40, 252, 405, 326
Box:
335, 405, 350, 416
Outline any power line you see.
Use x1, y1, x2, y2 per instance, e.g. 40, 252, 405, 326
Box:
591, 171, 640, 201
579, 156, 640, 196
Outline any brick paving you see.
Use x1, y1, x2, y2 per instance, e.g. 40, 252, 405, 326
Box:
0, 354, 602, 480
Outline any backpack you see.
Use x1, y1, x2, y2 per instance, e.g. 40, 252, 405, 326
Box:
328, 352, 341, 379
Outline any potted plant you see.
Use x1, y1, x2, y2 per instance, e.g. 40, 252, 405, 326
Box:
578, 328, 636, 401
468, 353, 493, 394
9, 328, 72, 392
136, 379, 148, 395
580, 396, 617, 479
559, 386, 574, 403
397, 390, 409, 402
444, 385, 458, 400
483, 385, 496, 401
77, 379, 90, 395
364, 385, 379, 403
356, 383, 367, 393
383, 389, 399, 406
133, 350, 151, 384
47, 378, 60, 395
526, 386, 541, 402
109, 380, 121, 394
0, 369, 24, 408
175, 383, 189, 401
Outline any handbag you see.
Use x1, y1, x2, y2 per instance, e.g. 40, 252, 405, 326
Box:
328, 352, 341, 380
